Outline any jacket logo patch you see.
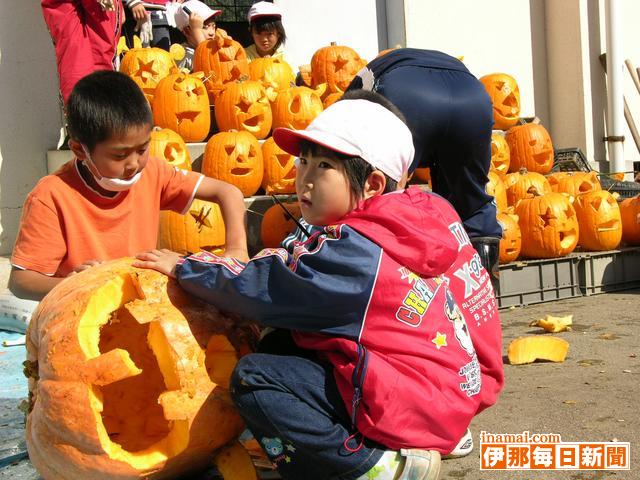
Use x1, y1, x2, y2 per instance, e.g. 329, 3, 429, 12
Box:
449, 221, 471, 251
395, 268, 442, 328
444, 288, 476, 357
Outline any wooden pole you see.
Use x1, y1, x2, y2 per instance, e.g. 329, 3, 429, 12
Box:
625, 59, 640, 95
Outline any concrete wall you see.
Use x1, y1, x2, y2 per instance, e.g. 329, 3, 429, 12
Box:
0, 1, 62, 255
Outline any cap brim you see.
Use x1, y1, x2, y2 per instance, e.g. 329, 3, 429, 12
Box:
249, 13, 282, 21
273, 127, 360, 158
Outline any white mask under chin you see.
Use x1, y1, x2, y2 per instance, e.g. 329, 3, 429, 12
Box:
81, 145, 142, 192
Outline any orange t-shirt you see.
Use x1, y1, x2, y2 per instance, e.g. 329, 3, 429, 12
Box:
11, 156, 203, 277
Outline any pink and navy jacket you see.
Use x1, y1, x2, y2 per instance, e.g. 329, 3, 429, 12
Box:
177, 186, 504, 453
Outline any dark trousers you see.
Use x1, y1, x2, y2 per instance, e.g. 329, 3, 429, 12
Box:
230, 332, 383, 480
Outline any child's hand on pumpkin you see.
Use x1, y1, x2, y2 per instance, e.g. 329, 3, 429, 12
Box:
134, 249, 182, 278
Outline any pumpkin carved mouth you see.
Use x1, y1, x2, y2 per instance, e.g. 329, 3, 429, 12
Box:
242, 114, 263, 129
559, 229, 577, 248
231, 168, 252, 175
597, 219, 621, 232
533, 151, 552, 165
176, 111, 201, 124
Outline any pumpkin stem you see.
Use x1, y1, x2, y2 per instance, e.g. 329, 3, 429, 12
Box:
330, 41, 337, 46
519, 167, 529, 175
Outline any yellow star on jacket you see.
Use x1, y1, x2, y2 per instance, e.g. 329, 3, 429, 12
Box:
432, 332, 448, 350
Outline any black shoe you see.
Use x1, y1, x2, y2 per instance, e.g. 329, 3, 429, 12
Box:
470, 237, 500, 294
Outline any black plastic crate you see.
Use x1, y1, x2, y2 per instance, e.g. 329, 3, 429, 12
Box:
599, 175, 640, 199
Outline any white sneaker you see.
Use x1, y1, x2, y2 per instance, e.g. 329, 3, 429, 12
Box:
443, 428, 473, 459
398, 449, 441, 480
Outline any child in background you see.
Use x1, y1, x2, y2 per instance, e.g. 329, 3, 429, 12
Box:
135, 90, 504, 480
9, 71, 248, 301
174, 0, 221, 71
245, 1, 287, 61
124, 0, 179, 50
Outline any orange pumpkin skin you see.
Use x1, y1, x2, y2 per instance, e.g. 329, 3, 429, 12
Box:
505, 123, 554, 174
310, 44, 367, 96
323, 92, 343, 109
515, 193, 579, 258
547, 171, 601, 197
504, 168, 552, 206
248, 57, 295, 92
25, 259, 255, 480
193, 30, 249, 86
261, 137, 296, 194
486, 171, 508, 213
152, 72, 211, 143
203, 131, 264, 197
214, 80, 273, 139
490, 133, 510, 177
497, 212, 522, 263
120, 48, 176, 103
149, 127, 191, 171
260, 201, 302, 248
619, 196, 640, 245
479, 73, 520, 130
412, 167, 432, 188
573, 190, 622, 251
272, 86, 324, 130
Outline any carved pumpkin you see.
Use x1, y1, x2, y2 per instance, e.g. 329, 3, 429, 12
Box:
214, 80, 273, 139
479, 73, 520, 131
310, 43, 367, 96
203, 131, 263, 197
490, 133, 510, 177
119, 48, 177, 103
261, 201, 302, 248
547, 171, 601, 197
497, 212, 521, 263
507, 336, 569, 365
486, 171, 508, 213
158, 199, 226, 255
249, 57, 295, 93
152, 72, 211, 143
193, 29, 249, 93
506, 123, 554, 174
504, 168, 551, 206
323, 92, 342, 109
618, 196, 640, 245
25, 259, 256, 480
149, 127, 191, 171
272, 85, 325, 130
573, 190, 622, 251
262, 137, 296, 194
412, 167, 431, 188
515, 193, 579, 258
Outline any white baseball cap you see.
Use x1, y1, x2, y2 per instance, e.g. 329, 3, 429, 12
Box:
247, 1, 282, 22
273, 99, 414, 182
175, 0, 221, 30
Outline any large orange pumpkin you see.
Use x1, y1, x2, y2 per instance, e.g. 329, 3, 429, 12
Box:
260, 201, 302, 248
25, 259, 256, 479
619, 196, 640, 245
119, 48, 176, 103
203, 131, 264, 197
310, 43, 367, 96
193, 30, 249, 91
497, 212, 521, 263
149, 127, 191, 171
486, 171, 508, 213
504, 168, 552, 206
490, 133, 510, 177
573, 190, 622, 251
214, 80, 273, 139
261, 137, 296, 194
152, 72, 211, 143
248, 57, 295, 93
272, 85, 325, 130
506, 123, 554, 174
547, 171, 601, 197
479, 73, 520, 130
515, 193, 579, 258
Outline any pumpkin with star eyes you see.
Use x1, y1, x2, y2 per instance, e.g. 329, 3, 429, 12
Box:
310, 43, 367, 97
261, 137, 296, 194
497, 212, 522, 263
547, 171, 601, 197
119, 48, 177, 104
618, 196, 640, 245
149, 127, 191, 171
479, 73, 520, 131
203, 131, 264, 197
152, 72, 211, 143
193, 29, 249, 90
505, 123, 554, 174
214, 80, 273, 139
504, 168, 552, 206
272, 85, 325, 130
260, 201, 303, 248
486, 171, 508, 213
24, 259, 257, 480
490, 133, 510, 177
573, 190, 622, 251
248, 57, 295, 93
515, 192, 579, 258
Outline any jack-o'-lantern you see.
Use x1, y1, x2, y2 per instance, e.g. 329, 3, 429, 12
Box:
573, 190, 622, 251
506, 123, 554, 174
203, 131, 263, 197
547, 171, 601, 197
497, 212, 521, 263
504, 168, 551, 206
310, 43, 367, 96
620, 196, 640, 244
272, 85, 325, 130
158, 199, 226, 255
25, 259, 256, 480
515, 193, 579, 258
193, 30, 249, 96
262, 137, 296, 194
149, 127, 191, 171
261, 201, 302, 248
215, 80, 273, 139
323, 92, 342, 109
152, 72, 211, 143
479, 73, 520, 131
490, 133, 510, 177
486, 171, 508, 213
120, 48, 177, 103
249, 57, 295, 93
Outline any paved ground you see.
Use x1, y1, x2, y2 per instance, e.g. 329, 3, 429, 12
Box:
1, 290, 638, 479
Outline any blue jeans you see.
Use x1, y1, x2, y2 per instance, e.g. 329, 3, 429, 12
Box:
230, 333, 383, 479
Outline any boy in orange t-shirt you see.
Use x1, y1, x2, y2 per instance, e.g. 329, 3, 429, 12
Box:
10, 70, 248, 301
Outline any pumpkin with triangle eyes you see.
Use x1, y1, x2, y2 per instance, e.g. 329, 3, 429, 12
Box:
272, 85, 325, 130
261, 137, 296, 194
310, 43, 367, 97
120, 47, 177, 103
214, 80, 273, 139
506, 123, 554, 174
490, 133, 510, 177
193, 30, 249, 97
497, 212, 522, 263
573, 190, 622, 251
149, 127, 191, 171
479, 73, 520, 131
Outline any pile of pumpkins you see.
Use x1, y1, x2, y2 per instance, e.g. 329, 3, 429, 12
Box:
480, 72, 640, 264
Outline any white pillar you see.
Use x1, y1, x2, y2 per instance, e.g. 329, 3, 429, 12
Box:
605, 0, 626, 176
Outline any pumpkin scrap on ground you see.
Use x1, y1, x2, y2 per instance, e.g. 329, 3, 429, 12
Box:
25, 259, 256, 480
507, 336, 570, 365
529, 314, 573, 333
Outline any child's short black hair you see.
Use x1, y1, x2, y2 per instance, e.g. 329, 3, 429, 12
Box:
250, 17, 287, 51
66, 70, 153, 151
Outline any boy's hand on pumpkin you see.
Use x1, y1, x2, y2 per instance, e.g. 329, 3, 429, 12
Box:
134, 249, 181, 278
68, 259, 103, 276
